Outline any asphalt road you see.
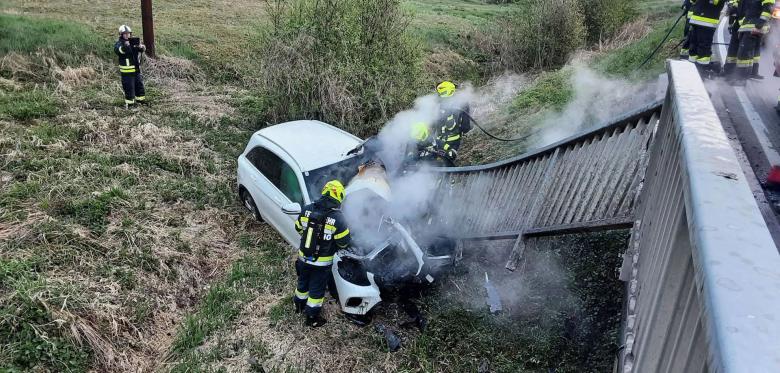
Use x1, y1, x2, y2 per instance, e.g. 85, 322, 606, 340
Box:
706, 17, 780, 243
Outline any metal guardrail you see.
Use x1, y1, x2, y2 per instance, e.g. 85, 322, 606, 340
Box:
433, 100, 661, 269
618, 60, 780, 372
429, 60, 780, 371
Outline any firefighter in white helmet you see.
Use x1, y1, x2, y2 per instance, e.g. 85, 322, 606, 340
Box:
114, 25, 147, 108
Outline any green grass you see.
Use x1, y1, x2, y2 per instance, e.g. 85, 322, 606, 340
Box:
55, 187, 126, 234
403, 0, 512, 50
513, 69, 575, 113
0, 90, 59, 120
595, 10, 685, 78
168, 241, 290, 369
0, 14, 105, 61
0, 261, 91, 371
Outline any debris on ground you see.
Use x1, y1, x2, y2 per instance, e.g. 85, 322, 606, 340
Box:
375, 323, 402, 352
247, 356, 266, 372
484, 272, 503, 314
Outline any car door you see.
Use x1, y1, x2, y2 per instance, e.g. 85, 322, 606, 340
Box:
244, 145, 307, 246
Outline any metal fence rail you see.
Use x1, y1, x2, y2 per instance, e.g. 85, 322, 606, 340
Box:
434, 103, 660, 244
619, 60, 780, 373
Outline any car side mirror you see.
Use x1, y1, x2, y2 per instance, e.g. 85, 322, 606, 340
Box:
282, 202, 302, 215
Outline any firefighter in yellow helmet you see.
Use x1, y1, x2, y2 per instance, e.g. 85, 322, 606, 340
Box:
293, 180, 351, 327
434, 81, 472, 164
405, 121, 451, 167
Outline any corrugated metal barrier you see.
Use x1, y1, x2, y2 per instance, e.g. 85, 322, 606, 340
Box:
617, 61, 780, 372
431, 60, 780, 372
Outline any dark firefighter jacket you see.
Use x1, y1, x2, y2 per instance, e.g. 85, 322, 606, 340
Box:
691, 0, 726, 28
114, 38, 143, 75
294, 196, 350, 266
435, 103, 472, 158
737, 0, 774, 32
684, 0, 698, 18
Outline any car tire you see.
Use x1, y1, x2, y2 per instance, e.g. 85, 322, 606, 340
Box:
240, 189, 263, 222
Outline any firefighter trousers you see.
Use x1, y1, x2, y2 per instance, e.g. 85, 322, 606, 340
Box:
681, 18, 692, 58
725, 24, 741, 75
294, 260, 330, 318
736, 32, 761, 80
689, 25, 716, 67
121, 73, 146, 104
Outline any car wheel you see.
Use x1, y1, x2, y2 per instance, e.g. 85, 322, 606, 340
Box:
240, 189, 263, 222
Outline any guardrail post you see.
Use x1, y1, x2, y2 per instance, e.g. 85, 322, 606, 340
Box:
505, 148, 561, 270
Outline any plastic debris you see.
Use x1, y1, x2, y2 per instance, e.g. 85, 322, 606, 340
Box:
375, 323, 401, 352
484, 272, 503, 314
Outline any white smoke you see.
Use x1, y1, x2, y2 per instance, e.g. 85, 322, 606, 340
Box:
373, 73, 529, 173
533, 65, 662, 147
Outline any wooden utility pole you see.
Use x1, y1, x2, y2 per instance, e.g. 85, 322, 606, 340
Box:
141, 0, 156, 58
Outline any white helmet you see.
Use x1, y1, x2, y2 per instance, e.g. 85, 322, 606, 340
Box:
118, 25, 132, 34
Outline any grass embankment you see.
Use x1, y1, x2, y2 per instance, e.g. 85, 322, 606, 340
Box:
0, 11, 286, 371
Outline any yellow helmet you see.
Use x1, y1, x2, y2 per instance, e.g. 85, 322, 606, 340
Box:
436, 81, 456, 98
410, 122, 429, 142
321, 180, 345, 203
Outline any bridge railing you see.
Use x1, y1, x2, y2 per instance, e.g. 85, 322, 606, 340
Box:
619, 60, 780, 373
433, 100, 661, 268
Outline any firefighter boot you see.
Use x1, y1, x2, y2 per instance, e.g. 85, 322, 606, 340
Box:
723, 62, 736, 77
305, 315, 327, 328
750, 63, 764, 80
775, 97, 780, 117
293, 298, 305, 314
709, 62, 722, 76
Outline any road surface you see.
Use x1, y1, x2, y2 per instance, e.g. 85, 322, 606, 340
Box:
706, 17, 780, 243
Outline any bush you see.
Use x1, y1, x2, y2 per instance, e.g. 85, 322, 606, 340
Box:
258, 0, 425, 137
582, 0, 637, 43
491, 0, 587, 71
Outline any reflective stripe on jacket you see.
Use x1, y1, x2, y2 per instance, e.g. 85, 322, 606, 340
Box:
690, 0, 726, 28
114, 38, 141, 74
737, 0, 774, 32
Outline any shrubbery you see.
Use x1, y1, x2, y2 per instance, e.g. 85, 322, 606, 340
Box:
257, 0, 425, 137
493, 0, 587, 71
582, 0, 637, 44
485, 0, 636, 72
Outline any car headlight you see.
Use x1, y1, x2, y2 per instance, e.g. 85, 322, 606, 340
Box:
773, 8, 780, 19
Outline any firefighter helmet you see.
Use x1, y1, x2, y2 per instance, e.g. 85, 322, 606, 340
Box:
437, 81, 456, 97
118, 25, 132, 34
321, 180, 345, 203
411, 122, 429, 142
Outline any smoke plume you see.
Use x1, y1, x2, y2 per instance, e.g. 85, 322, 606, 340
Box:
532, 65, 662, 147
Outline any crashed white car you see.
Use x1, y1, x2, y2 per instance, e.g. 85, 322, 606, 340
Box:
237, 120, 456, 319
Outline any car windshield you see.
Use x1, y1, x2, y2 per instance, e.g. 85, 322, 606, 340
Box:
303, 155, 363, 202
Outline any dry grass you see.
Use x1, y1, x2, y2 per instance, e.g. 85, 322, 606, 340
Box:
0, 43, 263, 370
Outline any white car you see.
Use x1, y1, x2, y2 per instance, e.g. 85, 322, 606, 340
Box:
236, 120, 362, 247
237, 121, 456, 321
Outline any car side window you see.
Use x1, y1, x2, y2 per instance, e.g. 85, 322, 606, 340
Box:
280, 163, 304, 205
246, 146, 303, 204
247, 147, 282, 186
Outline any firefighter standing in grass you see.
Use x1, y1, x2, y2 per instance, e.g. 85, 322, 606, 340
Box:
293, 180, 351, 327
730, 0, 774, 84
688, 0, 726, 75
114, 25, 147, 108
433, 81, 472, 165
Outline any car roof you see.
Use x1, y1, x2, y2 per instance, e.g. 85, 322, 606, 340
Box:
254, 120, 362, 172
